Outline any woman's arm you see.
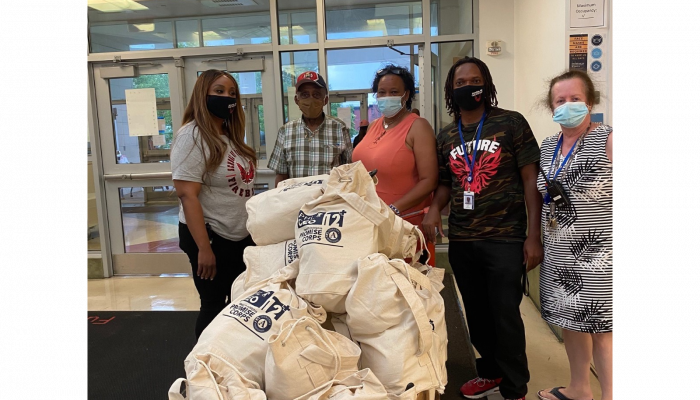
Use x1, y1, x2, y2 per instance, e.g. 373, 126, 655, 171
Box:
391, 118, 439, 212
173, 180, 217, 280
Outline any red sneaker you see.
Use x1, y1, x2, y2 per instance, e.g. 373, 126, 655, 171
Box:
460, 377, 502, 399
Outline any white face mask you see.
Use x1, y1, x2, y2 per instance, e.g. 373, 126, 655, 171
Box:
377, 93, 406, 118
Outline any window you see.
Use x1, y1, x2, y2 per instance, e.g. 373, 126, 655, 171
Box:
278, 0, 318, 44
431, 0, 474, 36
325, 0, 423, 40
280, 51, 320, 123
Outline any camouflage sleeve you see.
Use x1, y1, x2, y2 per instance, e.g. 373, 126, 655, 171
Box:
512, 113, 541, 168
436, 132, 452, 186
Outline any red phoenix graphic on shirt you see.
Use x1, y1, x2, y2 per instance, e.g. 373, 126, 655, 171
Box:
449, 144, 502, 194
237, 162, 255, 184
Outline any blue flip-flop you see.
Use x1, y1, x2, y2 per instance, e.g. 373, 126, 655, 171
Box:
537, 387, 593, 400
537, 387, 571, 400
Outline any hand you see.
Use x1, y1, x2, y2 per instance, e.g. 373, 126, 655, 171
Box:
523, 236, 543, 272
197, 247, 217, 280
421, 207, 444, 244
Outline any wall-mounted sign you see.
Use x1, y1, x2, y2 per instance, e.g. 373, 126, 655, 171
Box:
486, 40, 502, 56
570, 0, 605, 28
588, 33, 606, 76
569, 34, 588, 72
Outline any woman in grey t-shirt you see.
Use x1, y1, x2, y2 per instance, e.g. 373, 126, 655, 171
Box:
171, 70, 257, 339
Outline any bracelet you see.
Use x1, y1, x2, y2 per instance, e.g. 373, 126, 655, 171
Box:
389, 204, 400, 215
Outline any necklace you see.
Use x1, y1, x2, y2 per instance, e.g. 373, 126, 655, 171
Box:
382, 109, 406, 129
375, 110, 407, 144
373, 130, 387, 145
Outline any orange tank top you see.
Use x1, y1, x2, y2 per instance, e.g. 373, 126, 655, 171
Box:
352, 113, 431, 226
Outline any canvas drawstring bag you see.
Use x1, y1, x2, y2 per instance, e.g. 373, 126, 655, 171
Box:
243, 239, 299, 289
168, 353, 267, 400
246, 174, 328, 246
265, 317, 360, 400
185, 261, 326, 390
346, 254, 447, 395
295, 161, 417, 314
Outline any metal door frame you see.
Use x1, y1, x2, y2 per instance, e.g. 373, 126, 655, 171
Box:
93, 60, 189, 275
329, 92, 366, 132
182, 55, 277, 171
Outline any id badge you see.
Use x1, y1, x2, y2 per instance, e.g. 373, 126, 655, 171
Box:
463, 191, 475, 210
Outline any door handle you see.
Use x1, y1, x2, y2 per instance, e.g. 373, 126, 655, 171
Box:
104, 172, 172, 181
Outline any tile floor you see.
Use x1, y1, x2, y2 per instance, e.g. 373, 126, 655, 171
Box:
87, 276, 602, 400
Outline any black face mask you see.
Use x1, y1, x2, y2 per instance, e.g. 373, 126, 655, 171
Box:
454, 85, 485, 111
206, 95, 237, 120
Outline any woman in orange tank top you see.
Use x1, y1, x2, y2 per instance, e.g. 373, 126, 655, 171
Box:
352, 64, 438, 265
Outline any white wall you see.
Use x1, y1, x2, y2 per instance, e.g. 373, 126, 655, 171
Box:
478, 0, 515, 111
514, 0, 567, 143
481, 1, 609, 143
605, 5, 612, 125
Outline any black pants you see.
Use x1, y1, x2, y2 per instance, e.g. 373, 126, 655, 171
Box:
179, 222, 254, 340
449, 240, 529, 399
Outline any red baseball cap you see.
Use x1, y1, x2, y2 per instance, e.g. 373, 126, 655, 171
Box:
295, 71, 328, 90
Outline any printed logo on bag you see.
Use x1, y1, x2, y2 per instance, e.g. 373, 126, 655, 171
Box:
297, 210, 348, 246
281, 179, 324, 192
297, 210, 346, 228
225, 289, 292, 338
325, 228, 342, 243
253, 315, 272, 333
285, 241, 299, 265
242, 289, 274, 308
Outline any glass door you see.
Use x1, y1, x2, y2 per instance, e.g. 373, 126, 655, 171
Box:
329, 93, 364, 142
183, 56, 277, 192
93, 61, 189, 275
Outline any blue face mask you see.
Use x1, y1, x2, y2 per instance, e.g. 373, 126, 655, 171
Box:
552, 102, 589, 128
377, 93, 405, 118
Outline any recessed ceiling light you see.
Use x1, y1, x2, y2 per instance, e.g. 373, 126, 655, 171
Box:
88, 0, 149, 13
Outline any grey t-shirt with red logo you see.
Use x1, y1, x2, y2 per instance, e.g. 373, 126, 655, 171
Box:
171, 121, 255, 241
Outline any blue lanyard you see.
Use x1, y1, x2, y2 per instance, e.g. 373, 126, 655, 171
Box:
548, 134, 577, 181
457, 112, 488, 186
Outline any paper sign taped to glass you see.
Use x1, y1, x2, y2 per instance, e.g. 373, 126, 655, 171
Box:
125, 88, 159, 137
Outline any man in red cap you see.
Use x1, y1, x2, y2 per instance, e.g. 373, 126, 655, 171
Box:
268, 71, 352, 186
352, 119, 369, 148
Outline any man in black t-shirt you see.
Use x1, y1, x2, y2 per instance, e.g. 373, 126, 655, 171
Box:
423, 57, 543, 400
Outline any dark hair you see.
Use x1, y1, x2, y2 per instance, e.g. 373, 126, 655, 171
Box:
181, 69, 255, 182
545, 70, 598, 111
371, 64, 415, 110
444, 57, 498, 122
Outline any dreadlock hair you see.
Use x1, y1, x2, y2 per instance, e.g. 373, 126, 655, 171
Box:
444, 56, 498, 123
179, 69, 256, 184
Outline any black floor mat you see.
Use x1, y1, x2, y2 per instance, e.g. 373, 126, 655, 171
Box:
88, 311, 198, 400
88, 274, 476, 399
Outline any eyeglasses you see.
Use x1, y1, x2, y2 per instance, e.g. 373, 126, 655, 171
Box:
297, 92, 326, 100
376, 67, 404, 77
